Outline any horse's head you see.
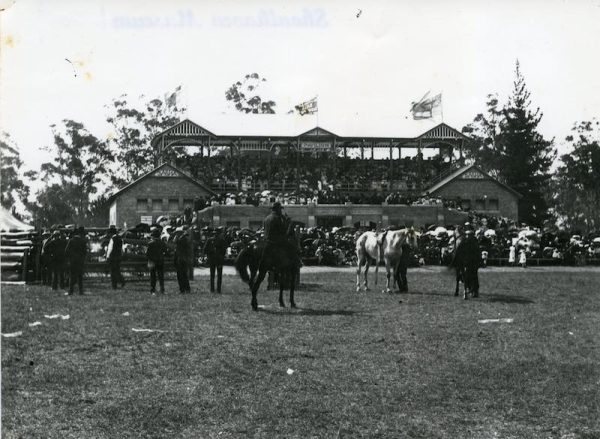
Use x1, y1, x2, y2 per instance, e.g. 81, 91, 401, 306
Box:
405, 227, 420, 250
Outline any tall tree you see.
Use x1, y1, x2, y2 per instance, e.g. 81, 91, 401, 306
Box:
0, 132, 31, 209
225, 73, 276, 114
461, 94, 503, 179
552, 119, 600, 233
106, 86, 186, 187
462, 61, 555, 226
35, 120, 114, 225
501, 61, 555, 226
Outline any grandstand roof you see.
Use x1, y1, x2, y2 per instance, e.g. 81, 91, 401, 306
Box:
425, 164, 523, 198
159, 113, 467, 143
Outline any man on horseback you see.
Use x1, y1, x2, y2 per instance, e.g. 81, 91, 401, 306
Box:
263, 202, 288, 249
261, 201, 301, 268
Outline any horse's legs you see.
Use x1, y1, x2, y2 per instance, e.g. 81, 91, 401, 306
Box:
454, 269, 460, 296
251, 268, 268, 311
363, 260, 371, 291
356, 257, 363, 292
279, 276, 286, 308
384, 259, 392, 294
289, 268, 296, 308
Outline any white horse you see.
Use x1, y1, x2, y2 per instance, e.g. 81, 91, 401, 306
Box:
355, 231, 380, 292
356, 228, 420, 293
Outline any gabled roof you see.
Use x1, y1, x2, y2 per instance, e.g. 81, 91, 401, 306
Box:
157, 119, 216, 138
299, 126, 338, 137
417, 123, 467, 141
108, 163, 216, 202
425, 163, 523, 198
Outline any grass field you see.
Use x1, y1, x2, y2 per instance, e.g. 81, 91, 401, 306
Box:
2, 267, 600, 439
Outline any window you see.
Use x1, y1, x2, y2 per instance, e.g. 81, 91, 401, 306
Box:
488, 199, 499, 211
168, 199, 179, 211
475, 199, 485, 210
137, 199, 148, 212
152, 199, 163, 211
461, 199, 471, 210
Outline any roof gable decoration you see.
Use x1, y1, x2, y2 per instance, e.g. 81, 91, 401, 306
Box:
151, 165, 185, 178
458, 168, 487, 180
109, 163, 216, 201
426, 163, 522, 198
418, 123, 466, 141
299, 126, 337, 137
162, 119, 215, 138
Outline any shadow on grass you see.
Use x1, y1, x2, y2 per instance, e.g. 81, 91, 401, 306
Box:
486, 294, 534, 304
258, 307, 363, 316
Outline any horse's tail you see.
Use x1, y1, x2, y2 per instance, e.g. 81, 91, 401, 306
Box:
235, 247, 252, 284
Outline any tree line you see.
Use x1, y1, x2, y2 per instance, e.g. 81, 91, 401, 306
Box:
1, 65, 598, 232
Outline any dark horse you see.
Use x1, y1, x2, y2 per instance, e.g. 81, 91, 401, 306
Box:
450, 232, 481, 299
235, 240, 301, 311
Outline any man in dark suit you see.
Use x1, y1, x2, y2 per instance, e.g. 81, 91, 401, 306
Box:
47, 230, 67, 291
395, 242, 412, 293
203, 227, 227, 293
65, 227, 87, 295
174, 227, 191, 294
106, 225, 125, 289
146, 228, 166, 295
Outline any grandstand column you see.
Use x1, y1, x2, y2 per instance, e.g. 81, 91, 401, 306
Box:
296, 138, 301, 192
267, 142, 272, 189
388, 141, 393, 190
361, 140, 364, 160
332, 138, 337, 178
417, 139, 423, 190
345, 214, 353, 227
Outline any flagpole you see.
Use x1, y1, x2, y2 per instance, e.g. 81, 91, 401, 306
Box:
441, 93, 444, 123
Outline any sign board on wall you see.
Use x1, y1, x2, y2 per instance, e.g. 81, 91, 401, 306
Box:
140, 216, 153, 225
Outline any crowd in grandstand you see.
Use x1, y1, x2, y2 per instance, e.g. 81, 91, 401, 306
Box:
197, 152, 449, 197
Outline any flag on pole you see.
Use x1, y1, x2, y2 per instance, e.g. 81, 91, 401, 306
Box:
410, 92, 442, 120
294, 96, 318, 116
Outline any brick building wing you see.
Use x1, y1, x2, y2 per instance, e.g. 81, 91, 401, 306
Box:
424, 164, 522, 220
108, 163, 216, 228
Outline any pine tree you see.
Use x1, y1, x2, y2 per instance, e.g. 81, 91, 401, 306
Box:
500, 61, 555, 226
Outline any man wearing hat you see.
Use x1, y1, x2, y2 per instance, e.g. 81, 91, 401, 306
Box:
264, 202, 288, 246
47, 229, 67, 291
146, 228, 167, 295
203, 226, 227, 293
65, 226, 87, 295
261, 202, 298, 269
106, 225, 125, 290
174, 226, 191, 294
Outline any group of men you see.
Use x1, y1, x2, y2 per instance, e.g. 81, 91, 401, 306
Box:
145, 225, 227, 295
40, 226, 87, 295
39, 224, 228, 296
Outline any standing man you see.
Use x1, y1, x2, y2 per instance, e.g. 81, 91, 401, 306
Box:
106, 225, 125, 290
48, 230, 67, 291
396, 242, 412, 293
40, 231, 52, 286
174, 227, 191, 294
203, 227, 226, 293
146, 228, 166, 295
65, 227, 87, 295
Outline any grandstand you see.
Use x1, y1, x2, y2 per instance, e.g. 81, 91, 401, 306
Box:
108, 116, 520, 228
152, 115, 468, 195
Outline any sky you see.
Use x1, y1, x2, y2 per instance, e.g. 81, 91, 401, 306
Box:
2, 0, 600, 177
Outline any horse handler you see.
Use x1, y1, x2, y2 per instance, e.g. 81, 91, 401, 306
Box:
203, 227, 226, 293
